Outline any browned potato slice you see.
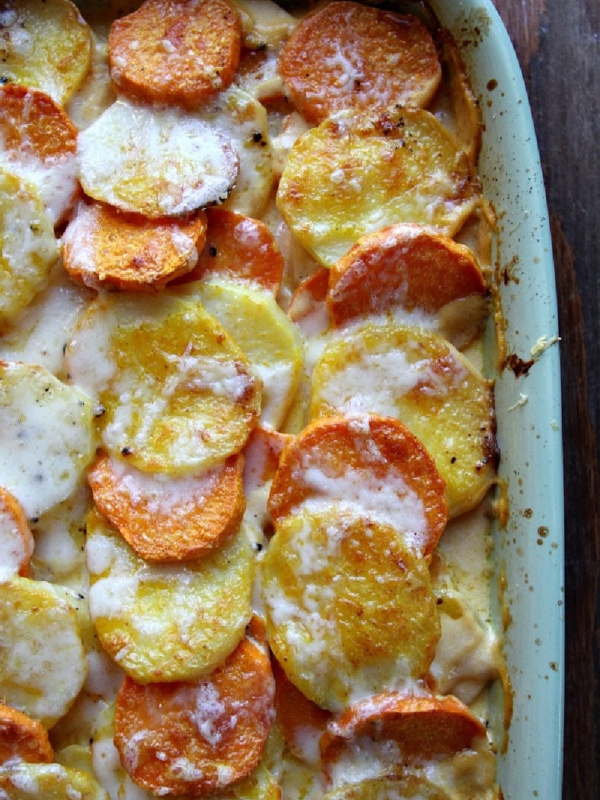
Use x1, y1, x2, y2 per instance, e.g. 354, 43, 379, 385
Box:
278, 2, 441, 124
310, 323, 498, 518
78, 99, 239, 218
262, 507, 440, 711
86, 509, 254, 683
65, 293, 262, 475
0, 168, 58, 323
276, 107, 481, 267
0, 0, 91, 106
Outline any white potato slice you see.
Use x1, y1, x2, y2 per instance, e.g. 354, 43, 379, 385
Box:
0, 762, 108, 800
262, 508, 440, 711
322, 775, 453, 800
0, 168, 59, 323
0, 0, 92, 105
182, 280, 303, 429
0, 361, 95, 520
67, 31, 116, 130
86, 509, 254, 683
204, 86, 274, 218
78, 99, 239, 217
310, 323, 498, 518
277, 108, 481, 266
0, 262, 94, 379
0, 576, 87, 728
236, 0, 297, 48
65, 293, 261, 475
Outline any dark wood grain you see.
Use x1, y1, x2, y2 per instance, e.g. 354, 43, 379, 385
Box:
492, 2, 600, 797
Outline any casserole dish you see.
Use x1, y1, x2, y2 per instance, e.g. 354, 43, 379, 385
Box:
427, 2, 565, 799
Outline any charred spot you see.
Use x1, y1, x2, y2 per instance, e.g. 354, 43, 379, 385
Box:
209, 243, 218, 257
505, 353, 534, 378
252, 130, 263, 144
121, 447, 133, 456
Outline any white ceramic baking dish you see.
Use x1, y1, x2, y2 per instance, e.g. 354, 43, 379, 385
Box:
430, 2, 564, 799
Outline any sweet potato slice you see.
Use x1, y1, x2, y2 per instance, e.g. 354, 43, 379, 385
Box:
327, 224, 487, 328
268, 414, 447, 555
243, 426, 292, 494
0, 84, 79, 225
179, 207, 283, 294
0, 487, 34, 577
109, 0, 241, 107
310, 324, 498, 518
277, 107, 481, 267
272, 656, 331, 764
87, 452, 245, 562
262, 507, 441, 711
288, 269, 330, 337
0, 0, 92, 106
278, 2, 441, 124
320, 692, 487, 766
0, 703, 53, 763
114, 633, 275, 795
62, 201, 207, 292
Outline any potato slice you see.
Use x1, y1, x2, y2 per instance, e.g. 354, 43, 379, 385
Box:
204, 86, 274, 218
114, 635, 275, 795
65, 293, 262, 475
186, 280, 303, 430
86, 509, 254, 683
0, 168, 59, 323
236, 0, 296, 49
0, 704, 53, 763
0, 262, 94, 380
180, 207, 283, 295
108, 0, 242, 107
0, 576, 87, 728
62, 200, 207, 292
0, 487, 33, 576
0, 0, 92, 105
310, 323, 498, 518
0, 361, 95, 520
262, 507, 440, 711
0, 84, 79, 226
278, 2, 441, 124
277, 108, 481, 266
78, 99, 239, 217
320, 692, 487, 765
268, 415, 447, 556
321, 775, 453, 800
88, 452, 245, 562
0, 762, 108, 800
327, 224, 487, 330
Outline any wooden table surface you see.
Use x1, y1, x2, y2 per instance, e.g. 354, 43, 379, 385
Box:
491, 2, 600, 797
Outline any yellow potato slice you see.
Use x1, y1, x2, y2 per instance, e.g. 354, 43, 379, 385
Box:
205, 87, 275, 218
78, 99, 239, 217
310, 323, 498, 517
0, 360, 95, 520
277, 108, 481, 266
0, 0, 92, 105
0, 168, 59, 323
322, 775, 453, 800
183, 280, 303, 429
262, 507, 440, 711
0, 262, 94, 380
0, 576, 87, 728
65, 293, 262, 475
237, 0, 296, 49
0, 762, 108, 800
86, 509, 254, 683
